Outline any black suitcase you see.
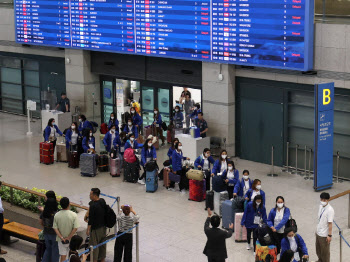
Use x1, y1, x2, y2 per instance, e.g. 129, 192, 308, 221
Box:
124, 162, 139, 183
205, 177, 214, 210
68, 145, 79, 169
98, 154, 109, 172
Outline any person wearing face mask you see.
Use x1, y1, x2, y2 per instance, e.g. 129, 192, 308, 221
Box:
221, 161, 239, 199
173, 106, 184, 128
82, 130, 95, 153
167, 138, 179, 164
279, 249, 295, 262
65, 122, 80, 153
103, 124, 119, 152
124, 133, 143, 151
171, 142, 190, 192
315, 192, 334, 262
194, 148, 215, 191
267, 196, 291, 254
233, 170, 252, 197
78, 115, 93, 136
123, 118, 139, 139
281, 227, 309, 262
153, 107, 165, 146
194, 112, 208, 138
113, 132, 124, 155
44, 118, 63, 151
245, 179, 266, 206
189, 103, 201, 122
211, 150, 229, 176
139, 138, 157, 185
184, 94, 195, 128
130, 107, 143, 134
241, 195, 267, 252
108, 112, 119, 131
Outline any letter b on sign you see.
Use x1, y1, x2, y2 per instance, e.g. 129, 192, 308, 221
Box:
323, 89, 331, 105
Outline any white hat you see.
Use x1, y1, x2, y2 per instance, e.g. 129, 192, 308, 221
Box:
147, 135, 157, 144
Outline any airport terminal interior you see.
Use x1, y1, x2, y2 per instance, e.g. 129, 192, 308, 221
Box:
0, 0, 349, 261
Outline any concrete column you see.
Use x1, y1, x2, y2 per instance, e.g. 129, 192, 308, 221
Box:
64, 50, 101, 124
202, 62, 236, 156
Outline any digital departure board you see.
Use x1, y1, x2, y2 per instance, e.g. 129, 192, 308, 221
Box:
15, 0, 314, 71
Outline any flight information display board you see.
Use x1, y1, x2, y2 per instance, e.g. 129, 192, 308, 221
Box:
15, 0, 314, 71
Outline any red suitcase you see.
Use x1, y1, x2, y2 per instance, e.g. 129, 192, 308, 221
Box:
40, 142, 54, 165
167, 130, 174, 144
189, 179, 206, 202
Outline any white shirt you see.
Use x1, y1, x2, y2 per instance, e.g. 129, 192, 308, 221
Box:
251, 190, 260, 201
203, 154, 209, 171
111, 131, 116, 149
220, 161, 227, 173
274, 208, 285, 233
289, 237, 300, 261
316, 204, 334, 237
71, 131, 78, 145
243, 180, 250, 196
50, 126, 56, 138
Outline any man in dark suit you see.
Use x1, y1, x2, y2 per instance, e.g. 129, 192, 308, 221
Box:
203, 208, 233, 262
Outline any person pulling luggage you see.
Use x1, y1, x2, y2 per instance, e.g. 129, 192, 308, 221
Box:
221, 161, 239, 200
194, 148, 215, 191
124, 133, 143, 151
281, 227, 309, 262
43, 118, 64, 152
171, 142, 190, 192
139, 138, 157, 185
65, 122, 80, 154
103, 124, 119, 153
233, 170, 252, 198
245, 179, 266, 206
82, 129, 95, 153
167, 138, 179, 165
211, 150, 230, 176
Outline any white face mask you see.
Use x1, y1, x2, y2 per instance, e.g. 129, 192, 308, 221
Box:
287, 236, 294, 241
243, 175, 249, 180
130, 137, 135, 141
79, 119, 82, 122
256, 185, 261, 190
178, 146, 182, 150
131, 110, 135, 114
111, 129, 115, 133
128, 122, 132, 126
148, 143, 152, 147
222, 155, 227, 159
277, 203, 284, 209
175, 109, 179, 112
111, 116, 114, 120
228, 166, 233, 171
154, 111, 158, 114
205, 153, 210, 158
320, 201, 327, 207
90, 133, 93, 137
71, 126, 75, 129
256, 202, 261, 206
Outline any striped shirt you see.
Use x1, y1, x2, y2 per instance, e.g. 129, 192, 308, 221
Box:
117, 213, 139, 233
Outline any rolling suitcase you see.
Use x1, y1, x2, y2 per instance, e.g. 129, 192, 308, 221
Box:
232, 196, 245, 226
146, 170, 158, 193
163, 167, 170, 188
255, 240, 278, 262
167, 129, 174, 144
56, 140, 67, 162
189, 179, 206, 202
98, 154, 109, 172
235, 212, 247, 242
39, 142, 54, 165
214, 191, 229, 216
212, 175, 226, 192
143, 125, 153, 138
68, 145, 79, 169
80, 153, 97, 177
206, 177, 214, 210
124, 162, 139, 183
100, 134, 106, 152
110, 156, 122, 177
222, 200, 234, 229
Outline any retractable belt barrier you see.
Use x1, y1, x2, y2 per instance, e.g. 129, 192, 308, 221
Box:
100, 193, 120, 209
333, 220, 349, 262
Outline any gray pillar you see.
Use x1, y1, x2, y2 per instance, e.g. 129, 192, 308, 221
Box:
65, 50, 101, 124
202, 62, 236, 156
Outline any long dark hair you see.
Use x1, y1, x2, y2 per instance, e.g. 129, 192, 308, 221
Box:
43, 191, 58, 218
47, 118, 55, 127
252, 195, 263, 210
219, 150, 228, 161
144, 138, 152, 149
154, 107, 159, 118
130, 107, 136, 115
227, 160, 235, 170
79, 115, 86, 122
110, 112, 116, 122
71, 122, 78, 132
175, 142, 182, 151
279, 249, 294, 262
274, 196, 286, 210
171, 138, 179, 149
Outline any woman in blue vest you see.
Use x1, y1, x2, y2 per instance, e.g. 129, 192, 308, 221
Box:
241, 195, 267, 252
172, 106, 184, 128
103, 124, 119, 152
130, 107, 143, 133
211, 150, 230, 176
82, 129, 95, 153
78, 115, 93, 136
139, 138, 157, 185
194, 148, 215, 191
44, 118, 63, 151
123, 118, 139, 139
153, 107, 165, 145
108, 112, 119, 131
281, 227, 309, 262
267, 196, 291, 254
167, 138, 179, 165
171, 142, 190, 192
65, 122, 80, 154
234, 170, 253, 198
221, 161, 239, 199
245, 179, 266, 206
124, 133, 143, 150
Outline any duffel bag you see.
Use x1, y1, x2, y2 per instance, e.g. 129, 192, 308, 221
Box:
186, 169, 204, 181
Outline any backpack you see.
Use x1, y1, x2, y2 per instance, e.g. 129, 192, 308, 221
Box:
145, 160, 158, 172
90, 121, 98, 133
105, 204, 116, 228
124, 148, 137, 163
161, 121, 167, 131
256, 223, 274, 246
285, 215, 298, 232
100, 123, 108, 134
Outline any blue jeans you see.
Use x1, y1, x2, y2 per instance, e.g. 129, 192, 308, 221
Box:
42, 233, 59, 262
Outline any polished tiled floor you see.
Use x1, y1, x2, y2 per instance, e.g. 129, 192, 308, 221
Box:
0, 113, 349, 262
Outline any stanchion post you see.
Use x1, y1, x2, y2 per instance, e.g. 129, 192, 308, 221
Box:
136, 223, 140, 262
339, 227, 342, 262
293, 144, 299, 174
302, 145, 307, 176
305, 148, 313, 181
90, 245, 94, 261
348, 194, 350, 229
282, 142, 289, 173
335, 151, 342, 183
267, 146, 278, 177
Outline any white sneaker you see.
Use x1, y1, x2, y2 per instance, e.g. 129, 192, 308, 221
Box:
168, 188, 176, 192
138, 179, 145, 185
246, 244, 251, 250
180, 189, 186, 194
253, 252, 255, 257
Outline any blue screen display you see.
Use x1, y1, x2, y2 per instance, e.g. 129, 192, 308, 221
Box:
15, 0, 314, 71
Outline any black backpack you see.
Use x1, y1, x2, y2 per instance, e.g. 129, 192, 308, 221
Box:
145, 160, 159, 172
161, 121, 167, 131
105, 204, 116, 228
286, 216, 298, 232
256, 223, 274, 246
90, 121, 98, 133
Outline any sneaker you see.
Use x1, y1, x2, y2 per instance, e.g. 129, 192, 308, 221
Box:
253, 252, 255, 257
169, 188, 176, 192
137, 179, 145, 185
246, 244, 251, 250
